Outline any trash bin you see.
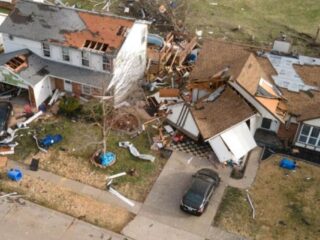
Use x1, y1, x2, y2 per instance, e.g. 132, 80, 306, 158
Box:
279, 159, 296, 170
7, 168, 23, 181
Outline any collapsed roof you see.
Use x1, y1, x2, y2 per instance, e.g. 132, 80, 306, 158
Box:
193, 39, 320, 122
0, 0, 135, 54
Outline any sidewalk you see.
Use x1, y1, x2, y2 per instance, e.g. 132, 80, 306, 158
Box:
7, 159, 142, 214
228, 147, 262, 189
0, 197, 128, 240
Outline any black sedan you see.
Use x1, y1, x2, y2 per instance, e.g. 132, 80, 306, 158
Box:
180, 168, 220, 216
0, 102, 12, 138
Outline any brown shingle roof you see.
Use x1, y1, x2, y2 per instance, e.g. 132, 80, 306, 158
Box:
189, 40, 252, 82
191, 87, 255, 139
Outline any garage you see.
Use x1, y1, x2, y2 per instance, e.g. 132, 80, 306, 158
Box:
208, 122, 257, 164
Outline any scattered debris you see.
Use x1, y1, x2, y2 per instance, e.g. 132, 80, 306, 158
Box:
119, 141, 155, 162
17, 111, 43, 128
106, 172, 127, 180
0, 192, 18, 199
30, 158, 39, 171
107, 180, 135, 207
246, 189, 255, 219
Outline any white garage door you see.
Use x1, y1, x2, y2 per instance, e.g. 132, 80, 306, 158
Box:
221, 122, 257, 160
208, 136, 233, 163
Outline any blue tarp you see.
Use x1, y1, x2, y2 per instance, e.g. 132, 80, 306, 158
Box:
39, 134, 63, 149
279, 158, 296, 170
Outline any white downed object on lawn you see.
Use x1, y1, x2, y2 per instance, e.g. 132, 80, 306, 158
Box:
106, 172, 127, 180
33, 135, 48, 153
0, 127, 28, 144
17, 111, 43, 128
107, 180, 135, 207
118, 141, 155, 162
0, 192, 18, 198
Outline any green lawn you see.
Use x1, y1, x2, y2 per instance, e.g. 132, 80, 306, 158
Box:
11, 115, 167, 202
185, 0, 320, 54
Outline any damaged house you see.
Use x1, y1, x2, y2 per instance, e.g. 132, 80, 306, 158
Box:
0, 0, 148, 107
190, 39, 320, 160
155, 38, 320, 164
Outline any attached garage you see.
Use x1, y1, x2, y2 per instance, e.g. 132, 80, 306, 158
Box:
208, 122, 257, 164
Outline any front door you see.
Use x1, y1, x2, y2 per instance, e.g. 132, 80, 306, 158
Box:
64, 80, 72, 92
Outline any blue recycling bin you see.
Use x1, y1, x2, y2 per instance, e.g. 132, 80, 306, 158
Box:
279, 159, 296, 170
7, 168, 23, 181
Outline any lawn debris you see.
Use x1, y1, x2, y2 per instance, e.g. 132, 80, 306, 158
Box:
119, 141, 155, 162
246, 189, 256, 219
107, 180, 135, 207
7, 168, 23, 181
106, 172, 127, 180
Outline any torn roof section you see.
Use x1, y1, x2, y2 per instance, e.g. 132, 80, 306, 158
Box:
0, 0, 135, 54
191, 39, 320, 122
0, 49, 109, 88
190, 87, 255, 140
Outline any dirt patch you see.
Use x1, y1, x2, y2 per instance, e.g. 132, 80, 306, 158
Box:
112, 113, 140, 135
215, 155, 320, 239
0, 174, 134, 233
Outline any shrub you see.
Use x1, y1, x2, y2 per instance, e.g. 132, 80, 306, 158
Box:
58, 96, 82, 117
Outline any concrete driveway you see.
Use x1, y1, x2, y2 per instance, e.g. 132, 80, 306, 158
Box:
123, 151, 229, 240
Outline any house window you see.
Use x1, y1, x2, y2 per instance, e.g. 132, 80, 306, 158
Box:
82, 51, 90, 67
42, 43, 50, 57
298, 124, 320, 147
102, 55, 112, 71
62, 47, 70, 61
261, 118, 272, 129
82, 85, 91, 95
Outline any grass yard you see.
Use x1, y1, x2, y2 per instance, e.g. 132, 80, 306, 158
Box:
11, 115, 167, 202
0, 174, 134, 232
186, 0, 320, 55
215, 155, 320, 240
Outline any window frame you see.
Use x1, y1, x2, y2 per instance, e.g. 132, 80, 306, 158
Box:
261, 118, 272, 130
102, 55, 112, 71
42, 42, 51, 57
62, 47, 70, 62
81, 51, 90, 67
82, 85, 91, 95
298, 124, 320, 147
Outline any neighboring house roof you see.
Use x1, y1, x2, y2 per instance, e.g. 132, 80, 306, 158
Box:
189, 39, 252, 82
0, 0, 135, 54
257, 57, 320, 121
0, 49, 110, 88
190, 87, 255, 139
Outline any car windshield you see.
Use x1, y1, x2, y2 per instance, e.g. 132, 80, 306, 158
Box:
184, 191, 203, 207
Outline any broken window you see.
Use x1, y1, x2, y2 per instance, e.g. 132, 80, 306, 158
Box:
102, 55, 112, 71
82, 51, 90, 67
5, 55, 26, 71
62, 47, 70, 62
82, 85, 91, 95
117, 26, 128, 36
261, 118, 272, 130
83, 40, 108, 52
42, 42, 50, 57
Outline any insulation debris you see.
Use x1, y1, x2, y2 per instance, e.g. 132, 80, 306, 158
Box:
119, 141, 155, 162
